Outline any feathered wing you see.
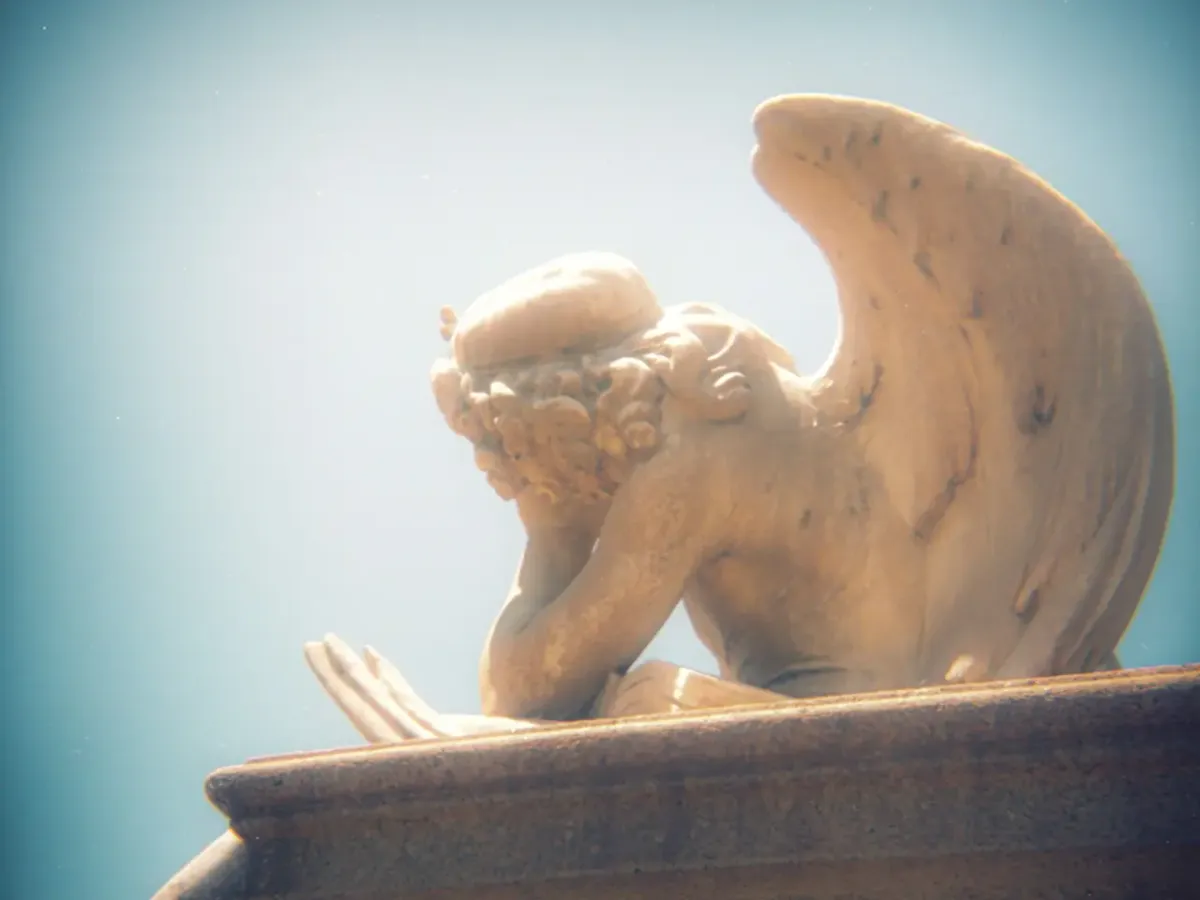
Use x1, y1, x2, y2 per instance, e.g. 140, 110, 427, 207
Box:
751, 95, 1174, 682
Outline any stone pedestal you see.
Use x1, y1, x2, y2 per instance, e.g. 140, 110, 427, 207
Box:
155, 665, 1199, 899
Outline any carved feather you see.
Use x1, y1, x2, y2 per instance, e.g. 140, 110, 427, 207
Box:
751, 95, 1174, 679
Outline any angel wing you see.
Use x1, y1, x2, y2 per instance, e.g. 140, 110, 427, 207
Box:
751, 95, 1174, 682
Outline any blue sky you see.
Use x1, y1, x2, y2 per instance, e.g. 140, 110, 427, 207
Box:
2, 2, 1196, 897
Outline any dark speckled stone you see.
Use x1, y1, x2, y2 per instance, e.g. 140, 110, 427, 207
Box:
155, 665, 1200, 899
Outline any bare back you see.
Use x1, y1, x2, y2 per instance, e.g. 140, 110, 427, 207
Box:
676, 367, 928, 697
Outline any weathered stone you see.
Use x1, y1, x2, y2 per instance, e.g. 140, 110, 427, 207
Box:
157, 93, 1186, 898
156, 665, 1199, 898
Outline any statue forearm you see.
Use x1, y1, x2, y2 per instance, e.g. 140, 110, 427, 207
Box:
480, 460, 705, 720
488, 527, 595, 640
480, 527, 605, 720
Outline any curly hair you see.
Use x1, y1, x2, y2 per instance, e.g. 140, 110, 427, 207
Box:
430, 303, 796, 507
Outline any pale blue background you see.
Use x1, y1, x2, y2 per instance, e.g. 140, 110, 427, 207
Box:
2, 2, 1196, 897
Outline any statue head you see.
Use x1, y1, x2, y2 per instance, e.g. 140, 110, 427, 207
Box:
430, 252, 796, 510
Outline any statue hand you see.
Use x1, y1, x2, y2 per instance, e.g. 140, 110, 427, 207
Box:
515, 485, 608, 541
304, 634, 541, 743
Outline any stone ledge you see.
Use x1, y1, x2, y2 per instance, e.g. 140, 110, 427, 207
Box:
156, 664, 1200, 899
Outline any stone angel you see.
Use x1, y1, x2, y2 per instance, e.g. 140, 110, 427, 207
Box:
305, 94, 1174, 743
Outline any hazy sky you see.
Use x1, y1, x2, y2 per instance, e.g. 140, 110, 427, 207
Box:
2, 2, 1196, 897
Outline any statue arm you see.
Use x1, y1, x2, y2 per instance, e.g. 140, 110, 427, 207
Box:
480, 448, 711, 720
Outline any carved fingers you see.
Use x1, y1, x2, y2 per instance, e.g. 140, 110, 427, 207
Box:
363, 645, 541, 735
304, 634, 439, 742
304, 634, 541, 743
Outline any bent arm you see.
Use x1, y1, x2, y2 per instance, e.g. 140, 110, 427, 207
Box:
480, 450, 711, 720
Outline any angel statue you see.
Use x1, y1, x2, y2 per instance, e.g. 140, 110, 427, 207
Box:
305, 94, 1175, 744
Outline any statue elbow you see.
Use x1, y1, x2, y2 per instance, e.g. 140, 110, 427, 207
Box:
479, 641, 592, 721
479, 683, 524, 719
478, 641, 540, 719
479, 666, 517, 718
